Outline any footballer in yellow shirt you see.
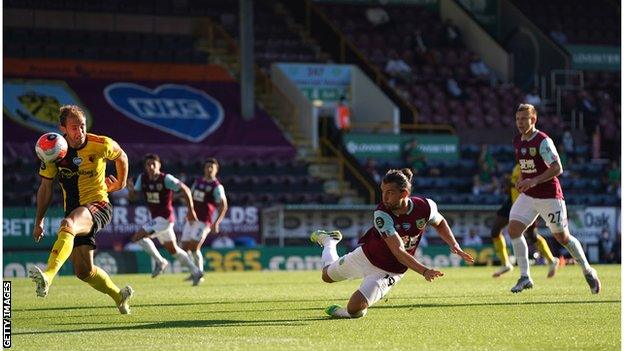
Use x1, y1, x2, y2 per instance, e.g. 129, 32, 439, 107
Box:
29, 105, 135, 314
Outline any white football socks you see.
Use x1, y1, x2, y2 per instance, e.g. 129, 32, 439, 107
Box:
511, 236, 530, 277
174, 247, 200, 274
563, 235, 591, 272
138, 238, 165, 263
190, 250, 204, 272
321, 237, 339, 268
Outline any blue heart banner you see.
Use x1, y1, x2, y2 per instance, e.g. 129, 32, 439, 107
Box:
4, 78, 295, 160
104, 83, 224, 142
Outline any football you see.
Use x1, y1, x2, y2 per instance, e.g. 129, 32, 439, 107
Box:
35, 132, 68, 163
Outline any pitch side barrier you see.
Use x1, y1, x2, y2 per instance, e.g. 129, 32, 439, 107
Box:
3, 245, 499, 277
262, 204, 619, 261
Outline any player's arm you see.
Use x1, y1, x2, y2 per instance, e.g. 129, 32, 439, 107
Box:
211, 185, 228, 233
431, 219, 474, 263
106, 149, 128, 193
427, 199, 474, 263
516, 138, 562, 192
103, 139, 128, 193
178, 182, 198, 222
383, 235, 443, 281
374, 210, 442, 281
33, 177, 54, 242
126, 175, 140, 202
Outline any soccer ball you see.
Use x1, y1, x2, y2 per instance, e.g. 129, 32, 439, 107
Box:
35, 132, 68, 163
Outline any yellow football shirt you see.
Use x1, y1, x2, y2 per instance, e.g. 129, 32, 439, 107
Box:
39, 133, 121, 214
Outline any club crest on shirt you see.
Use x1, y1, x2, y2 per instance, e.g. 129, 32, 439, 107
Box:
156, 184, 163, 191
72, 157, 82, 166
375, 217, 384, 229
401, 223, 411, 231
521, 148, 527, 155
529, 147, 537, 156
416, 218, 427, 230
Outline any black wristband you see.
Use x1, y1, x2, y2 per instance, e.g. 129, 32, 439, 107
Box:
422, 268, 429, 276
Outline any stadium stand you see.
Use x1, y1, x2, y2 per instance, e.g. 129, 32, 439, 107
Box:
2, 0, 620, 209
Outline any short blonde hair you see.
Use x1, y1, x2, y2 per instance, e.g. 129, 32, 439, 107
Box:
516, 103, 537, 116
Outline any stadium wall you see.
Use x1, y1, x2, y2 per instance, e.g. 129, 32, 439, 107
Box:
351, 67, 400, 134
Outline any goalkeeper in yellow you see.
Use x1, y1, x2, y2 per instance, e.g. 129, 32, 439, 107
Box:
491, 164, 560, 278
29, 105, 134, 314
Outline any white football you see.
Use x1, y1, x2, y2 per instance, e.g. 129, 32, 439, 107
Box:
35, 132, 68, 163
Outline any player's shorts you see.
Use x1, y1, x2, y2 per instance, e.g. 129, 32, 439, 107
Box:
181, 221, 211, 242
509, 193, 568, 233
142, 216, 176, 244
74, 201, 113, 248
496, 197, 513, 218
326, 246, 404, 307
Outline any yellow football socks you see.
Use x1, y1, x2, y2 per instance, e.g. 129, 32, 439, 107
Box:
492, 235, 510, 266
83, 267, 122, 304
535, 234, 555, 263
44, 227, 75, 282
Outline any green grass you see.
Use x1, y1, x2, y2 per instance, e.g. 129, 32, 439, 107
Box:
9, 264, 621, 350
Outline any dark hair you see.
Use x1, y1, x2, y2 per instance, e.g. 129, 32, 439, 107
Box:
59, 105, 85, 126
204, 157, 219, 168
382, 168, 413, 192
143, 153, 161, 166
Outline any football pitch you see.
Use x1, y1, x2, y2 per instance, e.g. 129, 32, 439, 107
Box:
8, 265, 621, 350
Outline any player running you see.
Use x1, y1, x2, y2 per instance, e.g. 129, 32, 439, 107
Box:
508, 104, 600, 294
127, 153, 204, 286
491, 164, 560, 278
29, 105, 134, 314
181, 158, 228, 280
311, 168, 474, 318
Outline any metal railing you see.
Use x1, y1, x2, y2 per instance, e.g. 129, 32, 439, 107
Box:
195, 18, 299, 139
319, 137, 376, 203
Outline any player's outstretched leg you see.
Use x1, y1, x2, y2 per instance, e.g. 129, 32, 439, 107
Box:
310, 230, 342, 268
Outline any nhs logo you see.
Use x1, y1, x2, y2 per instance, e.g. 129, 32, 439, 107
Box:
104, 83, 224, 142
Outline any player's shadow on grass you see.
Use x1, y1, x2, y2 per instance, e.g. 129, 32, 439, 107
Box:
17, 298, 340, 312
376, 299, 621, 310
14, 318, 328, 335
